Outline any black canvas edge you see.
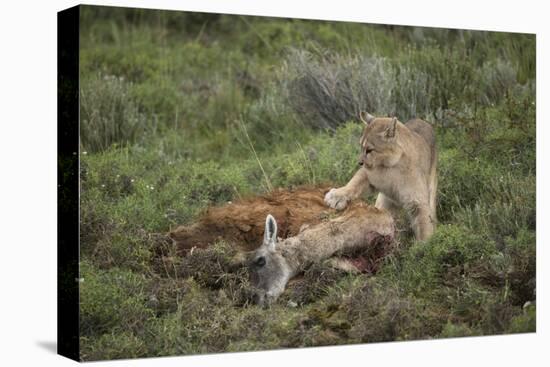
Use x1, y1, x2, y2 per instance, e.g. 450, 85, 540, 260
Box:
58, 4, 81, 362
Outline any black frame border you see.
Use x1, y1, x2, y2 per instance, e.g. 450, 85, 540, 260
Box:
57, 4, 80, 362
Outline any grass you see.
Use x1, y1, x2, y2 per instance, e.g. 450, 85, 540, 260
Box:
77, 5, 536, 361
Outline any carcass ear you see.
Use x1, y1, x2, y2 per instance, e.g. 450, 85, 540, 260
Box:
359, 111, 375, 126
263, 214, 278, 250
384, 117, 398, 138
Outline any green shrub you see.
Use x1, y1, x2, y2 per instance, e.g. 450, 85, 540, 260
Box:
453, 175, 535, 238
80, 74, 151, 152
80, 261, 154, 336
284, 260, 349, 305
269, 122, 363, 187
88, 231, 153, 272
479, 60, 517, 104
439, 322, 479, 338
285, 50, 396, 129
507, 304, 536, 333
437, 149, 499, 221
343, 278, 443, 342
80, 331, 147, 361
400, 225, 497, 295
501, 230, 536, 305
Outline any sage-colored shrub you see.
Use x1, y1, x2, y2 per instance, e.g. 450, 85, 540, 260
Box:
80, 74, 150, 152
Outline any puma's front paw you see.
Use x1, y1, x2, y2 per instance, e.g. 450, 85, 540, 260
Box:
324, 188, 351, 210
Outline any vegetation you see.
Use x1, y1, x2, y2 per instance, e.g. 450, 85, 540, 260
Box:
78, 5, 536, 361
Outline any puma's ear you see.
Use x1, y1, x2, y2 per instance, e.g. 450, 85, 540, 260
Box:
359, 111, 375, 126
263, 214, 278, 251
384, 117, 398, 138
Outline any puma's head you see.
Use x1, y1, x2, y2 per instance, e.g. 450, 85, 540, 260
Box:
358, 111, 403, 168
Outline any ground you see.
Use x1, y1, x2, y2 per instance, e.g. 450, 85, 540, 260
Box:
77, 6, 535, 361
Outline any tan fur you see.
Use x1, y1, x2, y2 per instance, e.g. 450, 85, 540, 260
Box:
250, 203, 395, 305
324, 113, 438, 241
279, 204, 395, 270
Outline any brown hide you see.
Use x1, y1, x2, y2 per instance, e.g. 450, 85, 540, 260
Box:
162, 186, 397, 276
168, 186, 362, 253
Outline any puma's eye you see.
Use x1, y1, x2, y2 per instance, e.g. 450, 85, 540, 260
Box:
255, 256, 266, 267
365, 148, 374, 155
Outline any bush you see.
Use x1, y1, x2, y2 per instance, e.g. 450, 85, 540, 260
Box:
283, 42, 534, 131
439, 322, 479, 338
501, 230, 536, 305
285, 49, 395, 130
269, 122, 364, 188
399, 225, 497, 296
507, 304, 536, 333
178, 241, 252, 303
285, 260, 349, 305
80, 261, 154, 336
453, 175, 535, 239
479, 59, 517, 104
343, 278, 443, 342
80, 74, 151, 152
80, 331, 147, 361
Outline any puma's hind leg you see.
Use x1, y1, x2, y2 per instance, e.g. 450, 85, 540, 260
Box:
409, 204, 434, 241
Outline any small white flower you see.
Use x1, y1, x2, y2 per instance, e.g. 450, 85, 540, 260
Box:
101, 184, 105, 188
131, 179, 135, 183
150, 186, 155, 190
82, 151, 87, 155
